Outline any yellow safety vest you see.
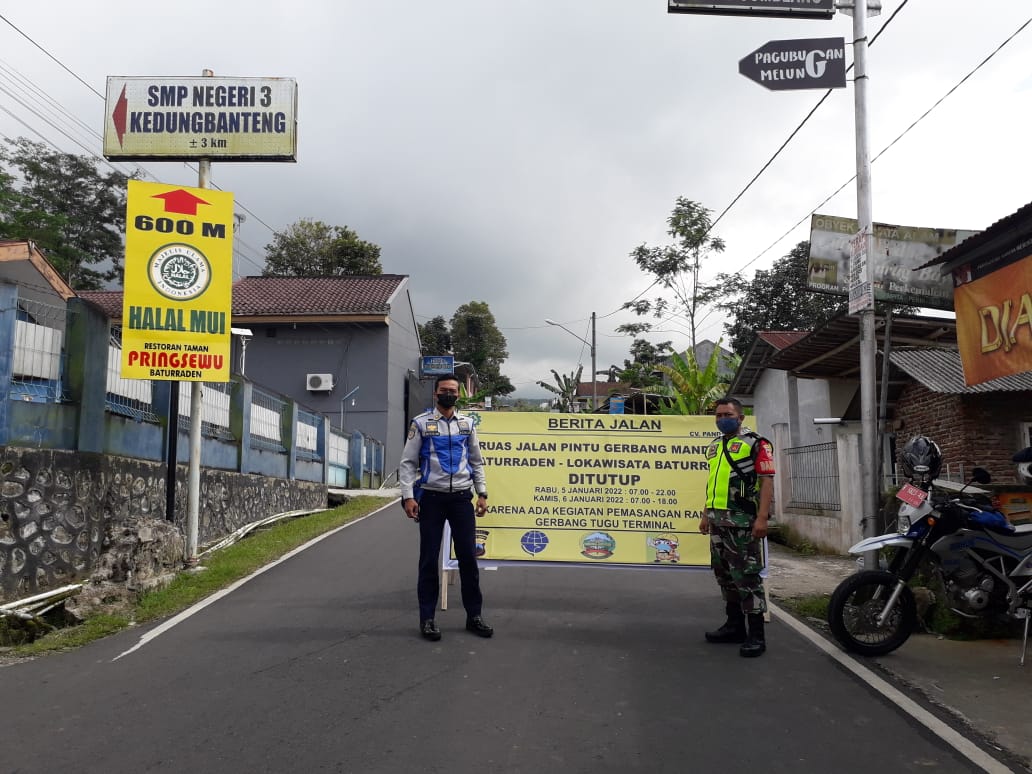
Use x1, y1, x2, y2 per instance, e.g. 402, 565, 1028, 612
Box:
704, 432, 761, 511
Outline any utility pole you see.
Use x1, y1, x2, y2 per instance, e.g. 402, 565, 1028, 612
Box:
590, 311, 597, 412
546, 314, 597, 412
849, 0, 881, 555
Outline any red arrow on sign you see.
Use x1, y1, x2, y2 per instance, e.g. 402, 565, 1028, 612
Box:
112, 86, 128, 147
152, 189, 212, 216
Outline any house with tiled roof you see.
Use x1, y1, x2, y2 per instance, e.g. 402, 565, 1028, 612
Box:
80, 274, 426, 472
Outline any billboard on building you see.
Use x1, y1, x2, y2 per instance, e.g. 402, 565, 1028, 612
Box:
807, 214, 976, 311
421, 355, 455, 377
953, 244, 1032, 385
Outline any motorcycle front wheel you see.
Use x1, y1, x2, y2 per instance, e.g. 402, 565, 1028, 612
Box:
827, 570, 917, 657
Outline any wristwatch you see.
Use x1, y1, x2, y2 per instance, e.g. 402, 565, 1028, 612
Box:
477, 492, 488, 499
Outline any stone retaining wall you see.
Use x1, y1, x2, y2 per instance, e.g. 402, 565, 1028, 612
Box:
0, 447, 326, 602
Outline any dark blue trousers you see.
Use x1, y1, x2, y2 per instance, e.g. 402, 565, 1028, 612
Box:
417, 490, 483, 621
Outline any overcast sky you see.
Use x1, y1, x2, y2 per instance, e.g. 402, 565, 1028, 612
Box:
1, 2, 1030, 395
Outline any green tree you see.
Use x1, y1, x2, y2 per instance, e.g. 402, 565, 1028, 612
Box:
263, 218, 382, 276
621, 197, 726, 350
537, 365, 583, 413
656, 345, 739, 415
450, 301, 514, 396
619, 337, 672, 388
418, 315, 452, 355
716, 240, 844, 355
0, 138, 130, 289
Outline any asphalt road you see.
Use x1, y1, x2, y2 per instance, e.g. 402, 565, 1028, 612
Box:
1, 504, 1001, 773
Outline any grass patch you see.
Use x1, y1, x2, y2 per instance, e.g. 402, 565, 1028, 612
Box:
780, 598, 829, 623
3, 496, 391, 658
768, 524, 820, 556
777, 594, 830, 621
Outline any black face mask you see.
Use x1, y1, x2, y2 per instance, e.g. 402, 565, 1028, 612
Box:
437, 394, 458, 409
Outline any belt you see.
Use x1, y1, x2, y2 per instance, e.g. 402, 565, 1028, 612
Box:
421, 488, 471, 498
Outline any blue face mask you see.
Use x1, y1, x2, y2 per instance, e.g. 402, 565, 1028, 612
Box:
716, 417, 740, 434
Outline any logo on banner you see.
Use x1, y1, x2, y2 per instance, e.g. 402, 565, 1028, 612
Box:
520, 530, 550, 555
148, 243, 212, 300
581, 531, 616, 559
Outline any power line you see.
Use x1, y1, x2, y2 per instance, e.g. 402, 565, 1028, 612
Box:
0, 14, 102, 99
709, 0, 911, 238
733, 11, 1032, 275
0, 13, 280, 249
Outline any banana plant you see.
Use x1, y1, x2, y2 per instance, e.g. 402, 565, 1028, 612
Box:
657, 344, 739, 415
537, 365, 584, 413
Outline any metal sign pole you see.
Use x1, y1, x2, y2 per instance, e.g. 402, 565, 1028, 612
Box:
186, 68, 214, 564
850, 1, 880, 555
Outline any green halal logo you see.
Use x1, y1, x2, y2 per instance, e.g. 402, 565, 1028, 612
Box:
148, 243, 212, 300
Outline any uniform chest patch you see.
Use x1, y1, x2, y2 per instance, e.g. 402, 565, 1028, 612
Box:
457, 420, 471, 434
728, 440, 744, 454
704, 445, 718, 459
425, 421, 440, 436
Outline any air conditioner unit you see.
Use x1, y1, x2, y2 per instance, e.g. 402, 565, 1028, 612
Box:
306, 373, 334, 392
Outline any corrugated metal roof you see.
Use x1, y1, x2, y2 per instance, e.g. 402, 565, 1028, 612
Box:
761, 312, 956, 379
889, 347, 1032, 394
918, 200, 1032, 270
757, 331, 809, 350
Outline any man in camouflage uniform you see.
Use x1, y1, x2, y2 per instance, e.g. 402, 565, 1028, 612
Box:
699, 397, 775, 657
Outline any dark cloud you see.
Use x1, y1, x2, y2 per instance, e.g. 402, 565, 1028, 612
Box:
1, 1, 1029, 392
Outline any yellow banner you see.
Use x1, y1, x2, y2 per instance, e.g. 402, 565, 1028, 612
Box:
452, 412, 724, 569
954, 253, 1032, 386
121, 180, 234, 382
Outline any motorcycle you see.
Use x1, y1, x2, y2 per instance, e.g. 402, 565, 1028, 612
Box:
827, 449, 1032, 664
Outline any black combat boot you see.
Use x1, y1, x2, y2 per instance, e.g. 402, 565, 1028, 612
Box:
739, 614, 766, 657
705, 600, 747, 643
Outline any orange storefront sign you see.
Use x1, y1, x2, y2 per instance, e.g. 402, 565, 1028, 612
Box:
954, 253, 1032, 386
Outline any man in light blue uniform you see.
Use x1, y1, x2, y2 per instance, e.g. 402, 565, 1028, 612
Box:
400, 374, 493, 641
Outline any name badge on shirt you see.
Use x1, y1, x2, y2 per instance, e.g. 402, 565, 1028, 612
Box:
424, 421, 440, 436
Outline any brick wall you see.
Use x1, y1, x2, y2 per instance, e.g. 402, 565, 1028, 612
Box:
893, 383, 1030, 483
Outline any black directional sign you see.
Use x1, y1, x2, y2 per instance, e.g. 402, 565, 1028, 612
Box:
668, 0, 835, 19
739, 37, 846, 91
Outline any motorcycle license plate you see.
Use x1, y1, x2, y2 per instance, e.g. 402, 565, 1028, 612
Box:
896, 482, 928, 507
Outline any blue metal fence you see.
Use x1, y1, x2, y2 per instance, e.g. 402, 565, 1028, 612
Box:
0, 292, 384, 487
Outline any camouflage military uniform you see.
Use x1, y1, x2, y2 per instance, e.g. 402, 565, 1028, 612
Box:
704, 429, 774, 615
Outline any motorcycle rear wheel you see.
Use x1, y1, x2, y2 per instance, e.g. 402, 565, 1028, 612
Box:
828, 570, 917, 656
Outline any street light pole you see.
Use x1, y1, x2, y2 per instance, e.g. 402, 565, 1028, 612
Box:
545, 314, 597, 412
340, 385, 359, 430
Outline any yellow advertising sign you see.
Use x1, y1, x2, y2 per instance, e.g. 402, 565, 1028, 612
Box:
121, 180, 234, 382
451, 412, 726, 569
954, 251, 1032, 386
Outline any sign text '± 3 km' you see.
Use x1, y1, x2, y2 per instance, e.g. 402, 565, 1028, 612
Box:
120, 180, 234, 382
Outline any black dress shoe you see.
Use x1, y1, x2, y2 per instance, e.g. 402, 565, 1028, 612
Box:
465, 615, 494, 638
421, 619, 441, 641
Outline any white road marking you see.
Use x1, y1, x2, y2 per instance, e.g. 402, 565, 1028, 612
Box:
771, 602, 1014, 774
112, 500, 398, 662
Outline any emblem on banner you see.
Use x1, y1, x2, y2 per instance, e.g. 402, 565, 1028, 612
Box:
474, 529, 490, 557
520, 530, 550, 555
581, 531, 616, 560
